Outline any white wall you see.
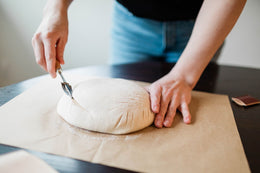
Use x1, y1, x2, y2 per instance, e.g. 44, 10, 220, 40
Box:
0, 0, 259, 87
218, 0, 260, 69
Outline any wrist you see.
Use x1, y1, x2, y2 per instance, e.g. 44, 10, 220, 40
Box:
43, 0, 72, 17
168, 47, 213, 89
168, 65, 199, 90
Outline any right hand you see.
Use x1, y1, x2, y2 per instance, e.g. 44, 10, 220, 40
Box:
32, 10, 69, 78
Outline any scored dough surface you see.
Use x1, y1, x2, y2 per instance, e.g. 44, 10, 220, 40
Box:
57, 78, 155, 134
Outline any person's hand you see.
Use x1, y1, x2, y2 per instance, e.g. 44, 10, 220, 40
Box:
145, 73, 192, 128
32, 9, 69, 78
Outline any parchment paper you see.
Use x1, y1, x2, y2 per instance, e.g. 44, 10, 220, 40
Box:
0, 150, 58, 173
0, 76, 250, 172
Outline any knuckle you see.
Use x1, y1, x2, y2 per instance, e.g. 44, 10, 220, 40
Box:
160, 106, 168, 115
151, 89, 159, 97
34, 32, 41, 40
46, 56, 53, 61
155, 114, 164, 121
172, 91, 181, 101
166, 110, 173, 118
173, 93, 181, 101
152, 83, 162, 91
36, 58, 43, 65
174, 80, 181, 88
42, 31, 55, 40
47, 64, 54, 72
169, 103, 177, 113
163, 89, 172, 98
153, 82, 160, 88
166, 113, 174, 122
32, 33, 41, 45
156, 113, 162, 118
181, 95, 191, 104
153, 97, 159, 104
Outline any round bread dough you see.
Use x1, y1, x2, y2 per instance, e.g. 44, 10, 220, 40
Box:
57, 78, 155, 134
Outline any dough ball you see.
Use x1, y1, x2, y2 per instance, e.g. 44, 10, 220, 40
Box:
57, 78, 155, 134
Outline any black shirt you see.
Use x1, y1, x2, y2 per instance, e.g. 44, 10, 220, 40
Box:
116, 0, 203, 21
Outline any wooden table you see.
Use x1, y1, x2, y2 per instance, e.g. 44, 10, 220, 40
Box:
0, 62, 259, 173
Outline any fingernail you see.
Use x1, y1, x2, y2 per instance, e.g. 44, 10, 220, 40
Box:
164, 120, 170, 127
184, 117, 191, 124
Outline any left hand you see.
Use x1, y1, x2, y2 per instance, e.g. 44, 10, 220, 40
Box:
145, 73, 192, 128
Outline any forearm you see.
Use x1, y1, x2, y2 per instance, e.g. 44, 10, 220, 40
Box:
170, 0, 246, 88
43, 0, 73, 17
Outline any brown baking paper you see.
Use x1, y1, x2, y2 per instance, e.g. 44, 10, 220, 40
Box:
0, 76, 250, 173
0, 150, 58, 173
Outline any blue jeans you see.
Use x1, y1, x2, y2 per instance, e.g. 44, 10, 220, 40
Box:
109, 1, 195, 65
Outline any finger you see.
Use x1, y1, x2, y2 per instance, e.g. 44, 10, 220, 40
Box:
149, 84, 162, 113
56, 38, 66, 65
163, 100, 178, 128
43, 39, 57, 78
154, 91, 171, 128
178, 102, 191, 124
32, 34, 47, 71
